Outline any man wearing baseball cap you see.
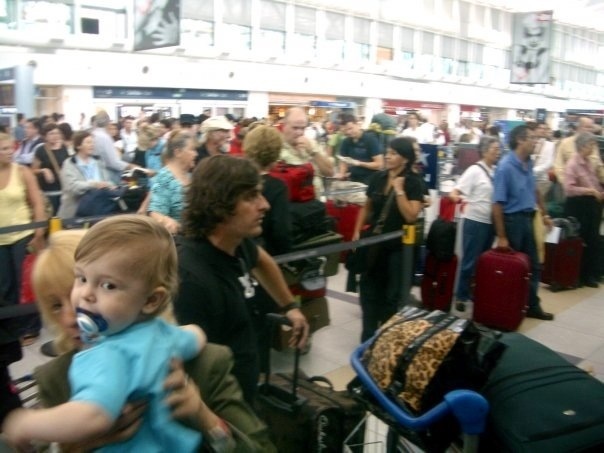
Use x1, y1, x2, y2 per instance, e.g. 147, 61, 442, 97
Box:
196, 116, 234, 164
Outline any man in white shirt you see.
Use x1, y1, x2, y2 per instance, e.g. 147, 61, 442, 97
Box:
401, 112, 434, 144
532, 122, 556, 196
454, 119, 482, 144
120, 116, 138, 162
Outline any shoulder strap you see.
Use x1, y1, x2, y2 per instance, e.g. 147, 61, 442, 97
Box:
473, 162, 492, 182
373, 189, 396, 234
45, 147, 61, 176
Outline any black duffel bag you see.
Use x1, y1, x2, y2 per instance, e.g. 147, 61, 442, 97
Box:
289, 199, 332, 244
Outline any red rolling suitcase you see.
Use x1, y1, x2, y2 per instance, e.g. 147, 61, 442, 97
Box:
473, 248, 530, 331
420, 253, 458, 311
540, 238, 583, 291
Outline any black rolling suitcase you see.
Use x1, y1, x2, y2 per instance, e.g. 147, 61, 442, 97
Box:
481, 333, 604, 452
256, 315, 366, 452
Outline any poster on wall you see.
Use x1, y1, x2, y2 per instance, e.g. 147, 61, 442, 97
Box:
510, 10, 553, 84
134, 0, 181, 51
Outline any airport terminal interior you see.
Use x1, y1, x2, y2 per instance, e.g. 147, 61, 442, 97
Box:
2, 0, 604, 451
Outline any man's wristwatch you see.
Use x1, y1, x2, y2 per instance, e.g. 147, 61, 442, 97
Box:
280, 301, 302, 313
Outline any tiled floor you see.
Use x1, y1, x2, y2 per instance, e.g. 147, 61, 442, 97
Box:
8, 263, 604, 450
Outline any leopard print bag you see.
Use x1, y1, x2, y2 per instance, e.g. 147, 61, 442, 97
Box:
363, 307, 505, 414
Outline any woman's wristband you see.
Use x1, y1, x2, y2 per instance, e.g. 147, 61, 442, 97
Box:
280, 301, 301, 313
396, 190, 406, 197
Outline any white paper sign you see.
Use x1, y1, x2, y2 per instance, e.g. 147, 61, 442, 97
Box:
545, 226, 561, 244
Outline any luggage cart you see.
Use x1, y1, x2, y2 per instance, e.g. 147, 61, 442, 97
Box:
347, 341, 489, 453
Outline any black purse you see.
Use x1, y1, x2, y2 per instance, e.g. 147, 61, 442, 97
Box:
347, 190, 396, 274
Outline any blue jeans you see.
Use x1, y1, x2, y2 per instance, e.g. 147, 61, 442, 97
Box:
503, 212, 540, 309
456, 219, 494, 301
359, 248, 403, 342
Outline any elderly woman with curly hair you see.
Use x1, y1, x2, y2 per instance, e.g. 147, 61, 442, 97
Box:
244, 124, 291, 256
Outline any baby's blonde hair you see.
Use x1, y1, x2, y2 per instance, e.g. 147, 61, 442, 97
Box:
74, 215, 178, 315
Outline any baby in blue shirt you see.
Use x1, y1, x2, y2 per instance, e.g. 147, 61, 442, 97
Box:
3, 215, 206, 452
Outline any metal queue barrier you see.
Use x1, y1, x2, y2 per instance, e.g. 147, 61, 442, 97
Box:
0, 213, 412, 320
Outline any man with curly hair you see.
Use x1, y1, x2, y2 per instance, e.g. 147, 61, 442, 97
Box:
174, 155, 309, 404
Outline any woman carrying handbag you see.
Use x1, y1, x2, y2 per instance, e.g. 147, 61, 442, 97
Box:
353, 137, 424, 342
31, 123, 69, 215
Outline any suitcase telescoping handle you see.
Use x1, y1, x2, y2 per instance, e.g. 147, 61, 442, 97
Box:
266, 313, 302, 399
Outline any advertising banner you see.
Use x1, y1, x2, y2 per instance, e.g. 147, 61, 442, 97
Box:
510, 10, 553, 84
134, 0, 181, 51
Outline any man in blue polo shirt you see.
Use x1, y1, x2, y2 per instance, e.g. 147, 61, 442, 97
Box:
492, 124, 554, 320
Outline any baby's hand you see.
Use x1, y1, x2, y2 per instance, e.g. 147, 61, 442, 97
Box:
181, 324, 207, 351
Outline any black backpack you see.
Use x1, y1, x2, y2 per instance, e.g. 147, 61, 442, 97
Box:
426, 218, 456, 262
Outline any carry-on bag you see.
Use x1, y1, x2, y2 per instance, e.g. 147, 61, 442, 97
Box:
426, 218, 457, 262
290, 231, 343, 277
289, 199, 330, 244
481, 333, 604, 452
473, 248, 530, 331
540, 237, 583, 291
353, 307, 502, 452
257, 315, 365, 452
269, 161, 315, 202
281, 257, 327, 299
421, 253, 458, 311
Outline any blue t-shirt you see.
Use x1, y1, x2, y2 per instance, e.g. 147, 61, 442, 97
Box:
149, 166, 187, 222
492, 151, 537, 214
69, 318, 201, 453
339, 131, 381, 183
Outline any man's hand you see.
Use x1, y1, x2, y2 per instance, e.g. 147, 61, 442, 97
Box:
285, 308, 310, 349
496, 237, 510, 250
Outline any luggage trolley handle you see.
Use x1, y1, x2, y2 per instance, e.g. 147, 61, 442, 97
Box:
265, 313, 302, 398
350, 342, 489, 449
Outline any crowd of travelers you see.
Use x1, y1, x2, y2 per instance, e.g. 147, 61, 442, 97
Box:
1, 106, 603, 451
